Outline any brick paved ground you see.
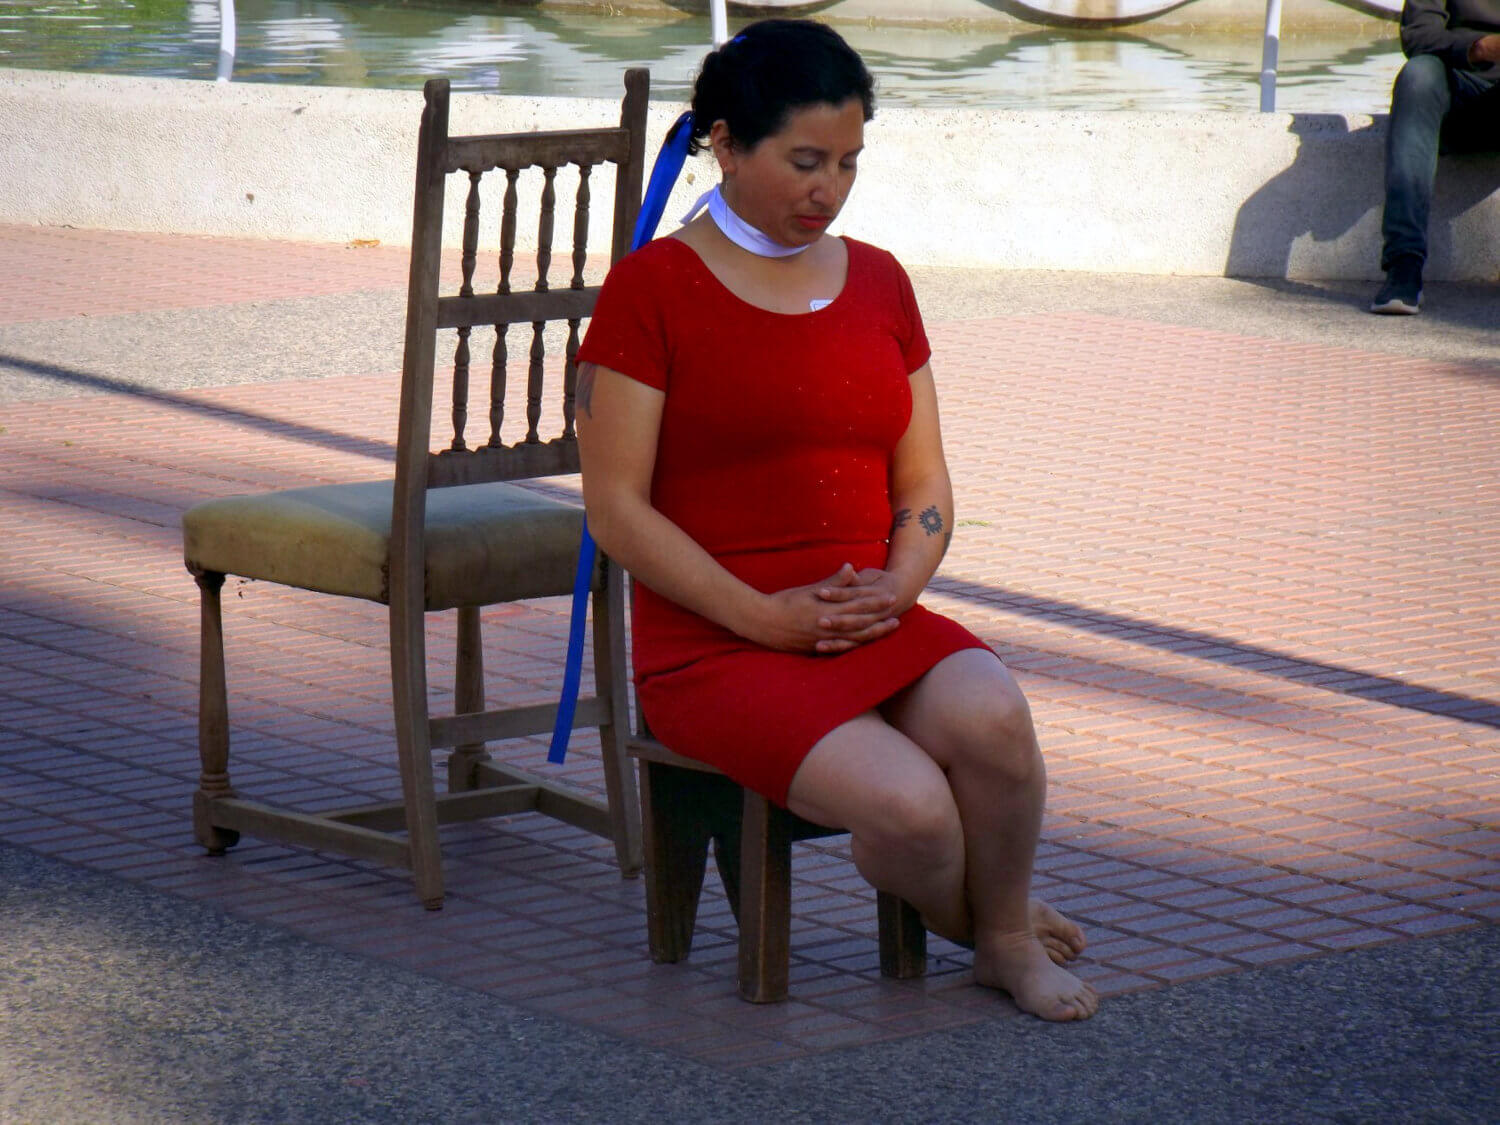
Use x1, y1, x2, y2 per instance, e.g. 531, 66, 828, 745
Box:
0, 224, 1495, 1068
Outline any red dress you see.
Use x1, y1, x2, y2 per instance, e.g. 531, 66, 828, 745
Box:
577, 236, 988, 806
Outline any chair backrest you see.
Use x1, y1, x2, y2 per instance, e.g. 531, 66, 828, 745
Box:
395, 71, 649, 498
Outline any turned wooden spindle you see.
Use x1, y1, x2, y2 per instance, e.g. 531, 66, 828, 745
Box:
563, 164, 592, 439
488, 166, 520, 448
525, 165, 557, 444
498, 167, 519, 296
450, 169, 483, 452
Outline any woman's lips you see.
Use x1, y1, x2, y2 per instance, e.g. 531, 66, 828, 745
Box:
795, 215, 831, 229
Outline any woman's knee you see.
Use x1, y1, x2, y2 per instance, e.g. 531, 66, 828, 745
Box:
949, 677, 1041, 780
855, 781, 962, 869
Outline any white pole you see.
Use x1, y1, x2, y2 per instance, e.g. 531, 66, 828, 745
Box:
216, 0, 236, 83
709, 0, 728, 47
1259, 0, 1282, 111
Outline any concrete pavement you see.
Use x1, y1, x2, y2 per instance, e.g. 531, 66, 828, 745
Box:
4, 841, 1496, 1123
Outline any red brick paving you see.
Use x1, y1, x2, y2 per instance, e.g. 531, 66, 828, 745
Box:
0, 224, 1496, 1068
0, 224, 600, 324
0, 225, 411, 322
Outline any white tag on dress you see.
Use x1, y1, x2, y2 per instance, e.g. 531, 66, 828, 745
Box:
809, 298, 833, 312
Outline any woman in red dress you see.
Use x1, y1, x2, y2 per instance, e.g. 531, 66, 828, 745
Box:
577, 19, 1098, 1021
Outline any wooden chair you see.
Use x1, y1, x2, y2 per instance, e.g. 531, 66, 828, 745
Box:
181, 73, 650, 910
629, 725, 928, 1002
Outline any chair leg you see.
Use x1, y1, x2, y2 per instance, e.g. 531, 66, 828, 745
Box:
640, 760, 715, 963
447, 606, 489, 793
710, 812, 744, 924
191, 569, 239, 855
390, 595, 444, 910
593, 561, 642, 875
877, 892, 928, 980
737, 792, 792, 1003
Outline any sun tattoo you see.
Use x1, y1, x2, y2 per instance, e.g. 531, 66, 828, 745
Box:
919, 505, 944, 536
577, 361, 599, 418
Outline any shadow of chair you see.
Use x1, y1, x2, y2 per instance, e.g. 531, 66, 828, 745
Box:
181, 72, 650, 910
628, 702, 928, 1003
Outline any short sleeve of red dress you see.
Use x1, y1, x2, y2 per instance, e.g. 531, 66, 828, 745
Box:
573, 243, 677, 392
577, 237, 988, 807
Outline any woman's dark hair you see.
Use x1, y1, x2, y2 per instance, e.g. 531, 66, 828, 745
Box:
688, 20, 875, 156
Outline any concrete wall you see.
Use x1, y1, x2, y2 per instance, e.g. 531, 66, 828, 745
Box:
3, 67, 1497, 281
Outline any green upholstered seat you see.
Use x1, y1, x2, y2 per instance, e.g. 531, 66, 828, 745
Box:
182, 480, 589, 611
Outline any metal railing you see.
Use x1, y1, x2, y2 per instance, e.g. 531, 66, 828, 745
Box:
709, 0, 728, 47
216, 0, 235, 82
1260, 0, 1283, 110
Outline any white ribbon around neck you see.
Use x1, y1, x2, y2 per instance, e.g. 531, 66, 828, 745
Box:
681, 185, 812, 259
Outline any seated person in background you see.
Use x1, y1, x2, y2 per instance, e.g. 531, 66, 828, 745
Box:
576, 19, 1098, 1020
1371, 0, 1500, 315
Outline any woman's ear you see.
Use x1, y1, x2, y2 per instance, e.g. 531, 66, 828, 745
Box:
709, 120, 737, 177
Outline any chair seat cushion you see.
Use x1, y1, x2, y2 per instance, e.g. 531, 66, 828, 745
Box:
182, 479, 590, 610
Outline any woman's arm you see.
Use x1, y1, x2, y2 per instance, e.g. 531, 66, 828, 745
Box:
884, 364, 955, 609
576, 362, 901, 654
818, 363, 952, 616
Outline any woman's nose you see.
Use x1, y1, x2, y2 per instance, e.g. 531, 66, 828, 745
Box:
810, 169, 840, 207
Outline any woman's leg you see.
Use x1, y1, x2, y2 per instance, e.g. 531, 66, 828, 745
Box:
787, 711, 973, 942
882, 647, 1098, 1021
788, 711, 1084, 962
786, 659, 1097, 1021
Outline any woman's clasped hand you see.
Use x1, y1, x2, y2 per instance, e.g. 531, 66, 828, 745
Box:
761, 562, 903, 654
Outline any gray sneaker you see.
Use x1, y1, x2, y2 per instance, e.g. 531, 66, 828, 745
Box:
1370, 258, 1422, 315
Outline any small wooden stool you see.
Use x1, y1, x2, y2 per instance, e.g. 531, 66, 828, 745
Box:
631, 739, 927, 1003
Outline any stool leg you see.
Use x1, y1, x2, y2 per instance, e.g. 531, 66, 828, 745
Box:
640, 761, 714, 963
738, 793, 792, 1003
877, 892, 927, 979
710, 805, 744, 923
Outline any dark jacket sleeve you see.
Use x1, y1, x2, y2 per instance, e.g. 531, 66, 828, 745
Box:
1401, 0, 1486, 69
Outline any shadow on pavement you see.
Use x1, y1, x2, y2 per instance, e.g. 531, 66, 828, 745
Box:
0, 353, 395, 462
935, 574, 1500, 729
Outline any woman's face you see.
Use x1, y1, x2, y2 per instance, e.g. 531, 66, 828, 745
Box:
712, 97, 865, 249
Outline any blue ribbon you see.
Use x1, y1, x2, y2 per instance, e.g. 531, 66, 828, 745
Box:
549, 111, 694, 764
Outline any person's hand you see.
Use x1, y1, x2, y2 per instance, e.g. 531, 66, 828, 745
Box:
818, 566, 916, 618
751, 563, 901, 654
1469, 34, 1500, 65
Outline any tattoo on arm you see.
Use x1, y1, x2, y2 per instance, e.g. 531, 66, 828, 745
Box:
890, 508, 911, 536
577, 361, 599, 419
919, 505, 944, 536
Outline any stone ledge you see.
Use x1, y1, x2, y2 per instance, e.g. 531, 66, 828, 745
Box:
1, 67, 1495, 280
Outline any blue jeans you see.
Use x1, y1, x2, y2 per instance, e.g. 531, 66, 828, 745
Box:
1380, 53, 1500, 270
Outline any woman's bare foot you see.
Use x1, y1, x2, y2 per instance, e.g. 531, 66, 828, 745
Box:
974, 931, 1100, 1022
926, 899, 1087, 965
1031, 899, 1086, 965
